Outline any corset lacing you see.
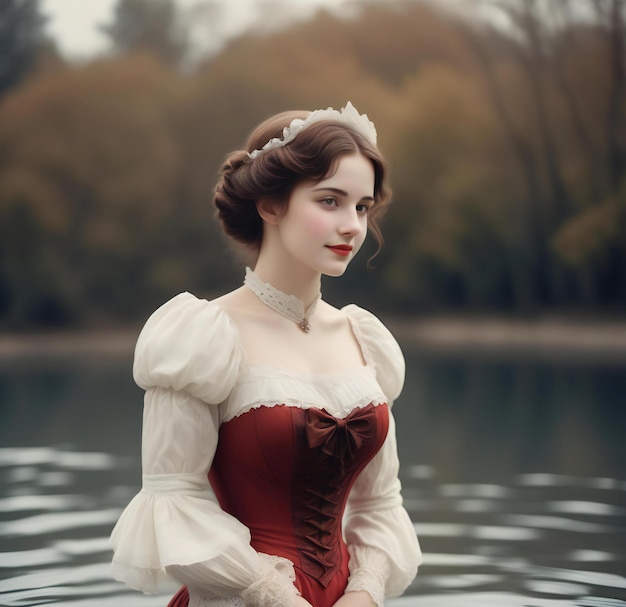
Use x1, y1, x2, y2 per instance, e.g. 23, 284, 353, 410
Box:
292, 403, 384, 587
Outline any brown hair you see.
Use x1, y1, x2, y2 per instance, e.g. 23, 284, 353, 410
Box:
213, 109, 391, 255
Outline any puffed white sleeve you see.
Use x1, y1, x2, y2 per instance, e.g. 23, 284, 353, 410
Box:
110, 293, 299, 607
342, 305, 422, 607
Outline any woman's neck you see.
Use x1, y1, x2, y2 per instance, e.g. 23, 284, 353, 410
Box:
252, 256, 321, 309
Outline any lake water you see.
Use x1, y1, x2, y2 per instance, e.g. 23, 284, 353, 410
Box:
0, 342, 625, 607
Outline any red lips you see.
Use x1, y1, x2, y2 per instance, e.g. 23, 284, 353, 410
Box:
326, 245, 353, 257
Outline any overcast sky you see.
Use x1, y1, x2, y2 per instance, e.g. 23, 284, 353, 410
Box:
39, 0, 359, 61
39, 0, 543, 63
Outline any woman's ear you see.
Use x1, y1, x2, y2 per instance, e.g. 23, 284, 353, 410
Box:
256, 198, 283, 225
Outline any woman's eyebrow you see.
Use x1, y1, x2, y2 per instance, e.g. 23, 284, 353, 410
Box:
312, 187, 375, 201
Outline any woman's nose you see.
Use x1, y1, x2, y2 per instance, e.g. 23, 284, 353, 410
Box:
339, 207, 363, 236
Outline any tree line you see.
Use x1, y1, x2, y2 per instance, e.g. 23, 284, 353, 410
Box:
0, 0, 625, 329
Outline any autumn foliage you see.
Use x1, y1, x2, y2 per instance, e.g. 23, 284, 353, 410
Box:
0, 0, 624, 329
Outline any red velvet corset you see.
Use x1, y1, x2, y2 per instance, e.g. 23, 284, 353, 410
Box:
209, 402, 389, 597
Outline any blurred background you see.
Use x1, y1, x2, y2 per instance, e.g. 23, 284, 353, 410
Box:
1, 0, 625, 326
0, 1, 625, 606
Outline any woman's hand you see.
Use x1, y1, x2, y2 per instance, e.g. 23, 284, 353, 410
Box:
331, 590, 376, 607
294, 596, 314, 607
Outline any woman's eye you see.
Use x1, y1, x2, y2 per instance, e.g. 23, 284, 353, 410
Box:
356, 204, 371, 214
320, 198, 337, 207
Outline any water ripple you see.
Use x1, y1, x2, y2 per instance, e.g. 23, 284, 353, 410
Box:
1, 444, 624, 607
0, 547, 64, 568
54, 537, 112, 555
0, 448, 116, 470
548, 501, 624, 517
429, 573, 504, 589
454, 498, 497, 512
0, 494, 83, 513
0, 509, 121, 536
535, 568, 626, 590
422, 553, 492, 567
518, 474, 624, 491
388, 595, 583, 606
576, 598, 626, 606
440, 483, 512, 499
404, 465, 435, 479
0, 562, 114, 593
503, 514, 609, 533
570, 550, 614, 562
472, 524, 542, 541
414, 522, 468, 537
413, 522, 542, 541
525, 580, 591, 596
3, 582, 130, 606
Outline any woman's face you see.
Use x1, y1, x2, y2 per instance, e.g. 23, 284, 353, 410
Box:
275, 153, 375, 277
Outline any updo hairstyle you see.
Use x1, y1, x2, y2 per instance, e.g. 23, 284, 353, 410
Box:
213, 109, 391, 253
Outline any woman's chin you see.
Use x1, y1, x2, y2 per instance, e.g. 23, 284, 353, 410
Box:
322, 263, 351, 278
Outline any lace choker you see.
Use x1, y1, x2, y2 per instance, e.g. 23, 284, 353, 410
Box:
244, 267, 321, 333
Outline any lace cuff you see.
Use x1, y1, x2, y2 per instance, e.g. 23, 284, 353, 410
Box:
189, 592, 246, 607
345, 569, 385, 607
240, 553, 298, 607
346, 546, 390, 607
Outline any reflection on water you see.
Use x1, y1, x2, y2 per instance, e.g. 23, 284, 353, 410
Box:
0, 349, 625, 606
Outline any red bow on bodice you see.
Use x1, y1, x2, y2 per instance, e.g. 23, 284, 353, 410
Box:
304, 405, 377, 460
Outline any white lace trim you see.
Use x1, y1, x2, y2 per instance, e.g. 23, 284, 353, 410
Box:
188, 593, 246, 607
244, 267, 320, 332
187, 554, 296, 607
240, 553, 298, 607
224, 397, 388, 424
221, 361, 389, 423
346, 567, 386, 607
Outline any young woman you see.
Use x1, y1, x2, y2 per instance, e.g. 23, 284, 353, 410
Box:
110, 102, 421, 607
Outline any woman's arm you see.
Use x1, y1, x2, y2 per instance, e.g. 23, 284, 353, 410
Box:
111, 387, 300, 606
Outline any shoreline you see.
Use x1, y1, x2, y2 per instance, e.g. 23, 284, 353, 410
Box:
2, 316, 626, 360
0, 329, 138, 359
386, 316, 626, 358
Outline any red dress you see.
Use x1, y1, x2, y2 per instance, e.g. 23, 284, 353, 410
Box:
168, 402, 389, 607
110, 294, 421, 607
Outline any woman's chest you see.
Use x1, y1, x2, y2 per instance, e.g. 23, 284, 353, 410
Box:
211, 402, 390, 489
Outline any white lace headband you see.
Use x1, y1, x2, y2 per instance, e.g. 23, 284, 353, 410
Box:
247, 101, 377, 159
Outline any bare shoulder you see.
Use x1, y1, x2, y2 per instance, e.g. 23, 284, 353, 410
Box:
213, 287, 260, 317
213, 286, 289, 327
213, 286, 248, 309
